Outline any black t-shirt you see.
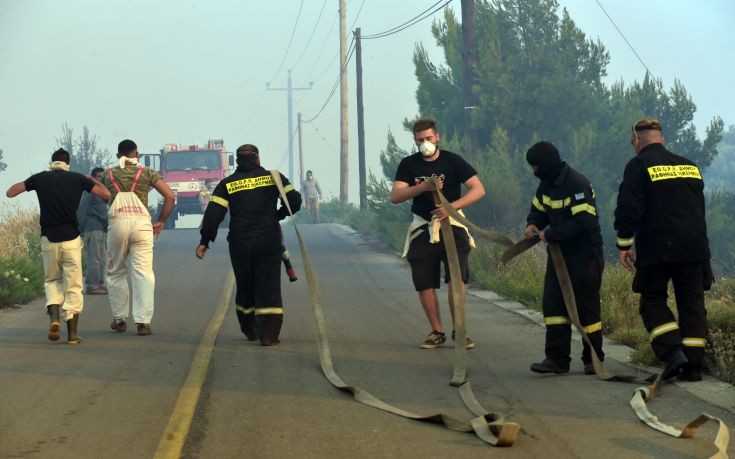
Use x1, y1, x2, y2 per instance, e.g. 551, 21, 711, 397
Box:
394, 150, 477, 221
24, 170, 94, 242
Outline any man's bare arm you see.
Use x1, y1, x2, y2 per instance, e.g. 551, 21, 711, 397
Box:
390, 180, 435, 204
89, 177, 111, 201
452, 175, 485, 210
430, 175, 485, 219
151, 179, 175, 236
5, 182, 26, 198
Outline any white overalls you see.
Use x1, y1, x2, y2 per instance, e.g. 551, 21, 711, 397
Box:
106, 166, 156, 324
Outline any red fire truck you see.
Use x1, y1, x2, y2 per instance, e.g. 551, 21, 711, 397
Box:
142, 139, 234, 228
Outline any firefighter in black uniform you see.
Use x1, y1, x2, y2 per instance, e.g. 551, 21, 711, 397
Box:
615, 118, 712, 381
524, 141, 604, 375
196, 144, 302, 346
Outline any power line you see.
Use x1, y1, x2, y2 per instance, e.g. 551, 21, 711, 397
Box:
350, 0, 367, 30
303, 38, 356, 123
593, 0, 709, 148
306, 11, 339, 81
362, 0, 452, 40
290, 0, 328, 72
593, 0, 654, 80
277, 125, 299, 170
310, 122, 336, 152
269, 0, 305, 84
308, 0, 367, 83
243, 89, 267, 131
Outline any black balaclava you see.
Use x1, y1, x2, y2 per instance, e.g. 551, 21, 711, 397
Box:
526, 141, 563, 181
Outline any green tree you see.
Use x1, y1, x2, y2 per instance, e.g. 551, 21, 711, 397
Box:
0, 148, 6, 173
705, 125, 735, 192
405, 0, 723, 245
56, 123, 115, 174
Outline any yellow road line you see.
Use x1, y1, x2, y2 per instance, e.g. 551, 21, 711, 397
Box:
154, 270, 235, 459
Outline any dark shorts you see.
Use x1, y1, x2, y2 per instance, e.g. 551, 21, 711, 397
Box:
406, 225, 471, 291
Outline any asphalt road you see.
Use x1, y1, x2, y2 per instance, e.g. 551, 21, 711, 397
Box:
0, 223, 732, 458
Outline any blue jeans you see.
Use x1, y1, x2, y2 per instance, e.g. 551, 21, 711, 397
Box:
83, 230, 107, 288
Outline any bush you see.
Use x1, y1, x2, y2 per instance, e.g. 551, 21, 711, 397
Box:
707, 329, 735, 383
0, 203, 41, 260
0, 257, 44, 307
600, 264, 644, 348
470, 242, 544, 309
0, 203, 45, 307
319, 197, 409, 254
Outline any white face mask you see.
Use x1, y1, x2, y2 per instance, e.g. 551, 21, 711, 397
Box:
419, 140, 437, 157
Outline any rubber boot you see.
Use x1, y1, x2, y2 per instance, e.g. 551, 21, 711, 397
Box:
662, 348, 687, 381
47, 305, 61, 341
530, 358, 569, 374
66, 314, 82, 345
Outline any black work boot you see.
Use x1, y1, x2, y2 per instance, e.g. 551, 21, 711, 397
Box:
66, 314, 82, 345
678, 363, 702, 382
530, 358, 569, 374
661, 348, 688, 381
47, 305, 61, 341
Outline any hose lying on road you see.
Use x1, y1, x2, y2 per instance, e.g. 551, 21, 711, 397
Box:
271, 171, 520, 447
503, 239, 730, 458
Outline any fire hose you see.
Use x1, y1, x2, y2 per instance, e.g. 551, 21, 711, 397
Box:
272, 170, 728, 455
502, 237, 730, 458
271, 171, 519, 447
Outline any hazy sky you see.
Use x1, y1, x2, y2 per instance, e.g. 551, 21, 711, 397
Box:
1, 0, 733, 208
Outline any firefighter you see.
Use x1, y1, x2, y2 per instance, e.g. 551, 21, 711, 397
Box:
196, 144, 302, 346
525, 141, 604, 375
614, 118, 712, 382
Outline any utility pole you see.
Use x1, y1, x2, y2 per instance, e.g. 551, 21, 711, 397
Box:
354, 28, 366, 210
461, 0, 478, 153
339, 0, 349, 202
267, 70, 313, 179
297, 112, 305, 190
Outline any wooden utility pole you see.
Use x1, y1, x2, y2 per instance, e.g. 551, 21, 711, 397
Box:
297, 112, 305, 190
461, 0, 478, 153
339, 0, 349, 202
354, 28, 366, 210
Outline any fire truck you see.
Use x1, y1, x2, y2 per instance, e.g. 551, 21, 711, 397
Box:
142, 139, 234, 228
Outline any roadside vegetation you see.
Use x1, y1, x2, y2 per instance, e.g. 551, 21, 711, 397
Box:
0, 203, 44, 308
316, 1, 735, 384
320, 199, 735, 384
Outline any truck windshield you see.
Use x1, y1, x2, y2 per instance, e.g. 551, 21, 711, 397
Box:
165, 151, 221, 171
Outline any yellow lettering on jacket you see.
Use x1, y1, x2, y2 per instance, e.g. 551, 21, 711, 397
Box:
647, 165, 702, 182
226, 175, 275, 194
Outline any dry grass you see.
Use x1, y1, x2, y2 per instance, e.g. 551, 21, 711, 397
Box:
0, 202, 40, 259
471, 242, 735, 384
0, 203, 44, 307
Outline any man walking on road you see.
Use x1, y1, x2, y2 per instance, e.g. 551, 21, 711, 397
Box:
103, 140, 175, 336
614, 118, 712, 382
196, 144, 301, 346
391, 119, 485, 349
6, 148, 111, 344
77, 167, 109, 295
302, 170, 321, 223
524, 141, 605, 375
